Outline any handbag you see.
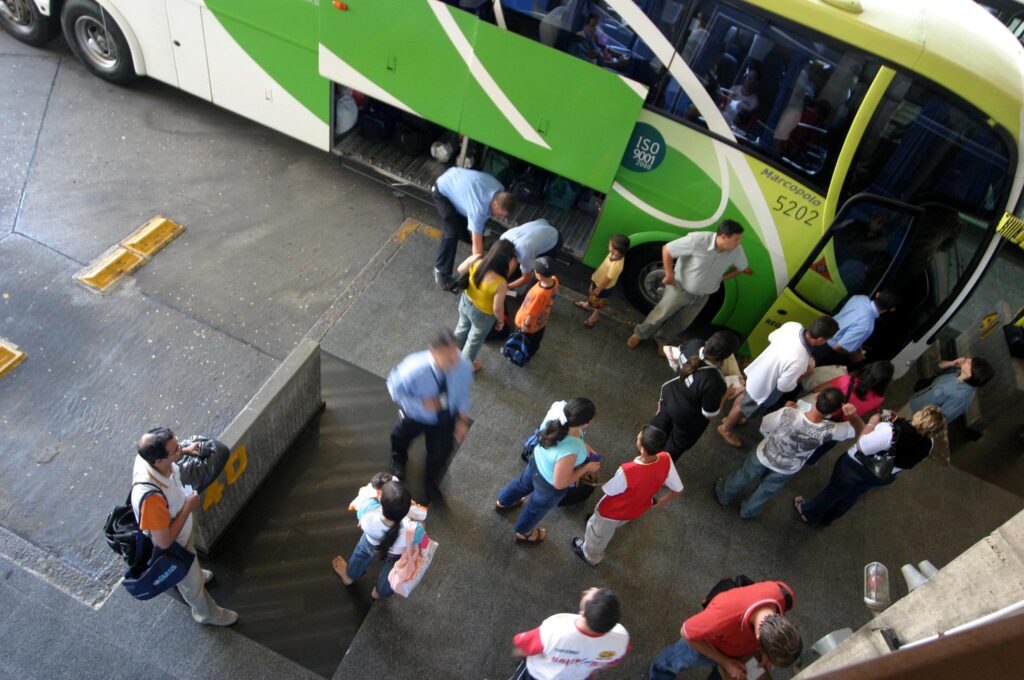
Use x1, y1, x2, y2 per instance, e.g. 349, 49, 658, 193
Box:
520, 427, 542, 461
387, 525, 438, 598
854, 418, 899, 481
122, 539, 195, 600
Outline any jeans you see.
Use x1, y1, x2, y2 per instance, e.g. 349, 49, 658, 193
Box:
801, 453, 896, 526
345, 533, 398, 598
498, 456, 568, 535
390, 414, 454, 502
716, 448, 797, 519
433, 191, 469, 277
634, 284, 709, 343
454, 292, 496, 362
649, 637, 717, 680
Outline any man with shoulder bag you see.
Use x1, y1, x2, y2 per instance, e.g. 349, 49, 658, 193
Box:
130, 427, 238, 625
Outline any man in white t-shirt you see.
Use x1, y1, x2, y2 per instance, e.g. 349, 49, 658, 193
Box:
511, 587, 630, 680
715, 388, 863, 519
718, 316, 838, 448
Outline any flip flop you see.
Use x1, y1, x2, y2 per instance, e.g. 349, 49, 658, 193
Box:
583, 318, 597, 328
331, 556, 353, 585
793, 496, 809, 524
515, 527, 547, 543
574, 300, 593, 311
495, 498, 524, 511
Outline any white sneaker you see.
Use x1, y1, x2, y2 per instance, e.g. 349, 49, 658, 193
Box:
194, 607, 238, 626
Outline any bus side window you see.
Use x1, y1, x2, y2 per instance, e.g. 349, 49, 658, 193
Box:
649, 1, 879, 190
499, 1, 693, 87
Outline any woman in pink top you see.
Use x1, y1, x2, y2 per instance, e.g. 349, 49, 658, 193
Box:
804, 361, 893, 466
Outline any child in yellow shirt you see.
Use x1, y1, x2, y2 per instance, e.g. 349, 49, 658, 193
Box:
575, 234, 629, 328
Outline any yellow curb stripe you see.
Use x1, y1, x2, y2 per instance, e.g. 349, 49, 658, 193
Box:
75, 246, 146, 293
0, 339, 26, 379
75, 215, 186, 293
121, 216, 185, 257
394, 218, 442, 244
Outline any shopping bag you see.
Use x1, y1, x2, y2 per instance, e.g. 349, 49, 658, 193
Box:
387, 526, 438, 598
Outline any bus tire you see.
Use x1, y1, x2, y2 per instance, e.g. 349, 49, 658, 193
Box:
622, 242, 665, 313
60, 0, 136, 85
0, 0, 59, 46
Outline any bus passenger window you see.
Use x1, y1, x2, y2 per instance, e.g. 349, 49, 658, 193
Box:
646, 1, 879, 189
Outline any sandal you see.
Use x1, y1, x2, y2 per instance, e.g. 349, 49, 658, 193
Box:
793, 496, 809, 524
574, 300, 593, 312
515, 527, 547, 543
495, 498, 524, 511
583, 318, 597, 328
331, 556, 353, 585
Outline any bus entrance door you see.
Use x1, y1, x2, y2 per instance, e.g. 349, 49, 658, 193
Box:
746, 195, 923, 364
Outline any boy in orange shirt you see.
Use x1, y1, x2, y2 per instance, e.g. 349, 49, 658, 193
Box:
514, 257, 558, 356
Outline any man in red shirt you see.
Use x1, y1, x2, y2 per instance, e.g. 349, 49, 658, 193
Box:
648, 580, 801, 680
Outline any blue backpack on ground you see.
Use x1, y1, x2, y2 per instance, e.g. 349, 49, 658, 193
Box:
502, 331, 531, 367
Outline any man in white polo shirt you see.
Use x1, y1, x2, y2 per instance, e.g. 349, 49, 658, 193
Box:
512, 587, 630, 679
628, 220, 751, 350
718, 317, 838, 448
131, 427, 238, 626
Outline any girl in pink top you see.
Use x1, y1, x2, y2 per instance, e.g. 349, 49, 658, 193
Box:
804, 361, 893, 465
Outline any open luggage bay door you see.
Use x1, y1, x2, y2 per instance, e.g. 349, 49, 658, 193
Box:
318, 0, 647, 191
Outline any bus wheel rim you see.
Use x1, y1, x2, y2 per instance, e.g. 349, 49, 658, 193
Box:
74, 15, 118, 71
0, 0, 33, 28
639, 261, 667, 306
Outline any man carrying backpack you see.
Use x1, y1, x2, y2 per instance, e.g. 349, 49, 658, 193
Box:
131, 427, 238, 626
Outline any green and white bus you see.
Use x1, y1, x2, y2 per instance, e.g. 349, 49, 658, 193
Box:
5, 0, 1023, 372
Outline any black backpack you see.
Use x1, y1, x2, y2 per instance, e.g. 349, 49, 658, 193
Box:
701, 574, 755, 608
104, 482, 163, 566
511, 167, 547, 205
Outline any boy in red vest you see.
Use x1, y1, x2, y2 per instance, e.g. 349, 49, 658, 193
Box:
572, 425, 682, 566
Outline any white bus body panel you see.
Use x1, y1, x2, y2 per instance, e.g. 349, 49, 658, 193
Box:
100, 0, 176, 83
165, 0, 212, 101
201, 9, 328, 150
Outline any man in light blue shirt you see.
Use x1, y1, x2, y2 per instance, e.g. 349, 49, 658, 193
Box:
432, 167, 516, 289
909, 356, 993, 422
500, 218, 561, 291
387, 329, 474, 503
812, 290, 900, 367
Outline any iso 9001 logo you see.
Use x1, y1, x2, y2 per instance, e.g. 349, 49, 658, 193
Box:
622, 122, 666, 173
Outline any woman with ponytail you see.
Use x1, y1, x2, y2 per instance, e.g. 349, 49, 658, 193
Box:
496, 398, 601, 543
652, 331, 741, 461
332, 477, 427, 599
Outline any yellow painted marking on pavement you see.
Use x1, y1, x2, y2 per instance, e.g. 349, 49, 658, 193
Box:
75, 246, 145, 293
120, 216, 185, 257
394, 218, 441, 244
0, 339, 26, 379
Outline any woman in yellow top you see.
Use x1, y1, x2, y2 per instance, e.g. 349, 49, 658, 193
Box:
454, 240, 515, 371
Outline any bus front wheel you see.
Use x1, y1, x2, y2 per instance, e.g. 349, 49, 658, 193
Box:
622, 243, 665, 314
0, 0, 58, 46
61, 0, 136, 84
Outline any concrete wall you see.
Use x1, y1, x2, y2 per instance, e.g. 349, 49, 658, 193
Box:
192, 339, 323, 552
797, 508, 1024, 677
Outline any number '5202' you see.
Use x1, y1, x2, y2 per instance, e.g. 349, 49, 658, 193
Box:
773, 196, 819, 226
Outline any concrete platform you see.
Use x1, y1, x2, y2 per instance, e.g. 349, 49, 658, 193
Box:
323, 229, 1023, 679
